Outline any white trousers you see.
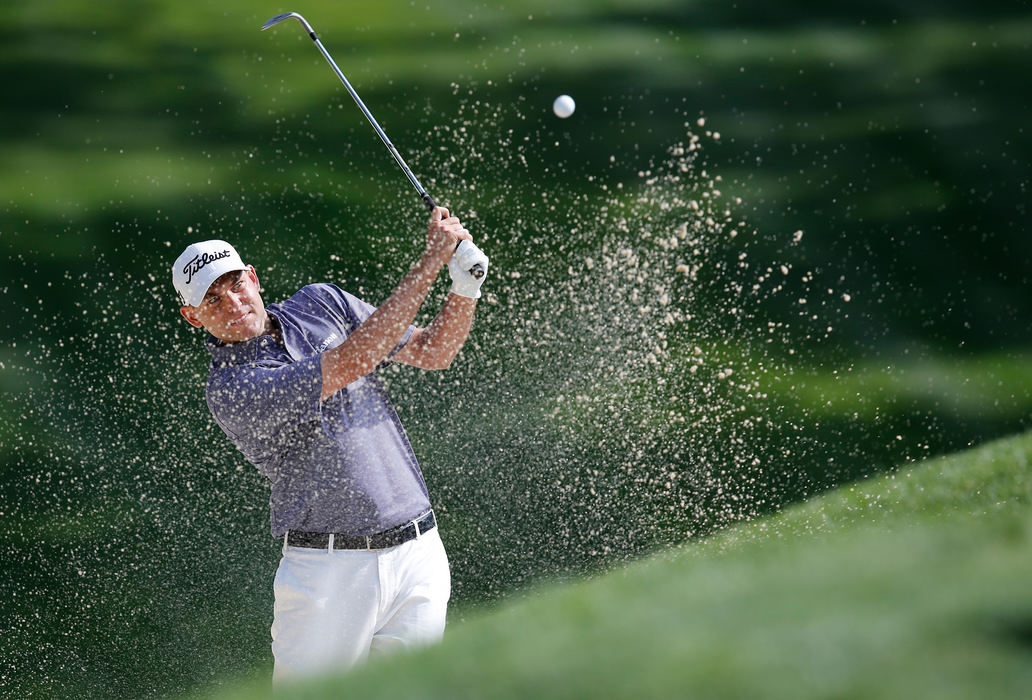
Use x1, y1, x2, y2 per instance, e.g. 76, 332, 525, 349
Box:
271, 527, 450, 683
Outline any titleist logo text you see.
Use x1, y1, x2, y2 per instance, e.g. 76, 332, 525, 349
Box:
183, 250, 232, 284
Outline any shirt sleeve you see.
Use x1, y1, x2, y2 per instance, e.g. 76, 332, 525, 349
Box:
205, 354, 323, 465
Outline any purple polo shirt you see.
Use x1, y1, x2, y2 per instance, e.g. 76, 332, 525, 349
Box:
204, 283, 430, 538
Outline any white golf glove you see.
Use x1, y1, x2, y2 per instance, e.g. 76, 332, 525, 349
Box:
448, 240, 489, 299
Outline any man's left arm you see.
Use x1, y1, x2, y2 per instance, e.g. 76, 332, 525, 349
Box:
394, 293, 477, 370
395, 240, 489, 370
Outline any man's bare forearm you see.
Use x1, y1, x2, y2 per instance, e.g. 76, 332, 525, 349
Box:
398, 293, 477, 370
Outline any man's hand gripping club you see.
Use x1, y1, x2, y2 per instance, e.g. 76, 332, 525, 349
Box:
319, 207, 488, 399
428, 206, 489, 298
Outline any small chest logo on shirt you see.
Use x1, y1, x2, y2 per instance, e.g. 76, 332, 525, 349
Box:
315, 333, 339, 353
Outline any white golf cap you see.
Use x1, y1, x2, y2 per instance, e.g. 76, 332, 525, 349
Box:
172, 240, 249, 307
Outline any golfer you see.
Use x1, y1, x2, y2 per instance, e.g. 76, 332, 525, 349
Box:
172, 207, 488, 682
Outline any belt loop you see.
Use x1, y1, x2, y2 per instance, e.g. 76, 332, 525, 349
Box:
365, 536, 372, 551
327, 533, 334, 553
283, 531, 289, 555
413, 516, 422, 540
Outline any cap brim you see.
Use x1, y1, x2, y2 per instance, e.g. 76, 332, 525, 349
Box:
180, 264, 249, 307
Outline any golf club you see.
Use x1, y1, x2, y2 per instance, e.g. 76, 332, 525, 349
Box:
262, 12, 485, 279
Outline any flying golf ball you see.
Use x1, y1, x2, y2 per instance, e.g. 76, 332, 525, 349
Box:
553, 94, 576, 118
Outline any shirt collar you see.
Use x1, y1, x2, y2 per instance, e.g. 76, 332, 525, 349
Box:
206, 333, 280, 365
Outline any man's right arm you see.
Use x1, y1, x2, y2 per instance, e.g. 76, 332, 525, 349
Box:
319, 207, 470, 401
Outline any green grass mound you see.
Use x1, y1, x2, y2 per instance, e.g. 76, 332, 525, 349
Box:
204, 431, 1032, 699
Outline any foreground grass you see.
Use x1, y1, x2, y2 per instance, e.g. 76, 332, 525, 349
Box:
198, 431, 1032, 699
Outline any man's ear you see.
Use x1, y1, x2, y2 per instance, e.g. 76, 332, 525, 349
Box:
247, 265, 260, 291
180, 306, 204, 329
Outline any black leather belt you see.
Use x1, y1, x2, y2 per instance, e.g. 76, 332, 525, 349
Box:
286, 510, 436, 551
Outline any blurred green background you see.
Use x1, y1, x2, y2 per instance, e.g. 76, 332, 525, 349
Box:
1, 0, 1030, 697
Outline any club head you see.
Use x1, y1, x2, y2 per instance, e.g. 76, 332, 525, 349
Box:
261, 12, 315, 37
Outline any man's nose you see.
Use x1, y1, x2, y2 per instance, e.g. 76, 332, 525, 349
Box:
224, 290, 246, 311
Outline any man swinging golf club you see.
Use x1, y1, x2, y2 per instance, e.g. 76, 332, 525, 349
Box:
173, 207, 487, 682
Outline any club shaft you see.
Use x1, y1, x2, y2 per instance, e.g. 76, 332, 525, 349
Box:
263, 13, 483, 282
308, 36, 436, 211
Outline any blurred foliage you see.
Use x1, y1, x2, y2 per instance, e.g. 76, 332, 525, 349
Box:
1, 0, 1030, 697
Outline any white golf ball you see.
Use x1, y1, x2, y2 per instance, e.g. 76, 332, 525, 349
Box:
553, 94, 576, 118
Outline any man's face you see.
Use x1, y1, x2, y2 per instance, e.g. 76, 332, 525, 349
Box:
179, 267, 268, 343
